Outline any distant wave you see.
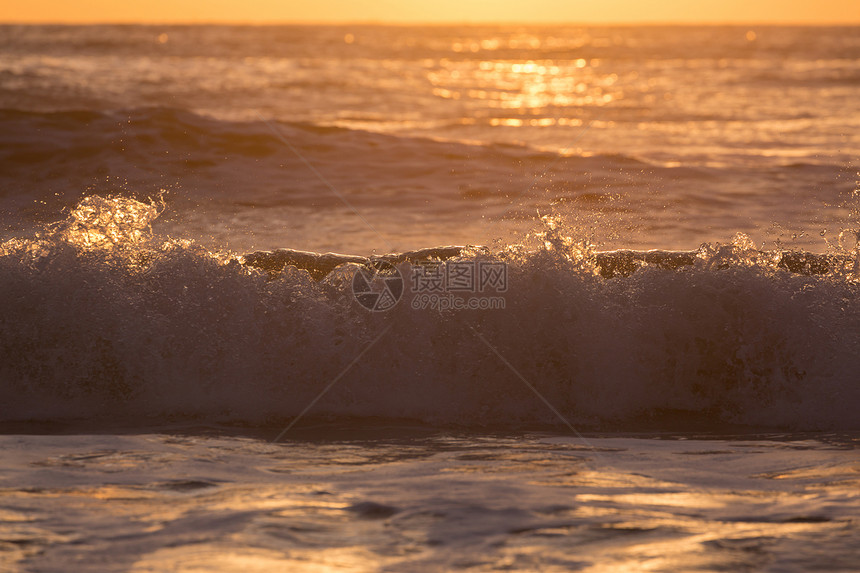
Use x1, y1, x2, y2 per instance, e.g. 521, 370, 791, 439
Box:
1, 196, 859, 432
2, 105, 850, 251
0, 106, 655, 166
0, 106, 656, 205
2, 106, 845, 189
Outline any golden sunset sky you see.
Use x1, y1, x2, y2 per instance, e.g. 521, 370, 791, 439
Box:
2, 0, 858, 24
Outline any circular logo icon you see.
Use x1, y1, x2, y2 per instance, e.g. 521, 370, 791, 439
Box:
351, 259, 404, 312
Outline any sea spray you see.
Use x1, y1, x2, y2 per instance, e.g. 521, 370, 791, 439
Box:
2, 196, 859, 430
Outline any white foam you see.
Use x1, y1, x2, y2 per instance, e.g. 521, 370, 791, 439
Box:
1, 198, 859, 430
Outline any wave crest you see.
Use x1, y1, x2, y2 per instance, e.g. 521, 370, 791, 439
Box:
2, 197, 859, 431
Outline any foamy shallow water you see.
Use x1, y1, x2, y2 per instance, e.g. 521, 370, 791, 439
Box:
1, 432, 857, 572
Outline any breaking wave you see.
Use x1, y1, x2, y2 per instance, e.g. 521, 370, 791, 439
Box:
2, 196, 859, 431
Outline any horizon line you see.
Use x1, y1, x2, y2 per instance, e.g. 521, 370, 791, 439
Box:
1, 20, 858, 27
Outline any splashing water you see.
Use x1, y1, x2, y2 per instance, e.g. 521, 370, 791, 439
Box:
52, 195, 163, 250
1, 196, 859, 431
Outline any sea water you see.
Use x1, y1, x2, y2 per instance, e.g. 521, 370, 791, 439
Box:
1, 24, 859, 571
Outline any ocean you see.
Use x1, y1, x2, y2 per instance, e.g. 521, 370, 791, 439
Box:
0, 24, 859, 571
